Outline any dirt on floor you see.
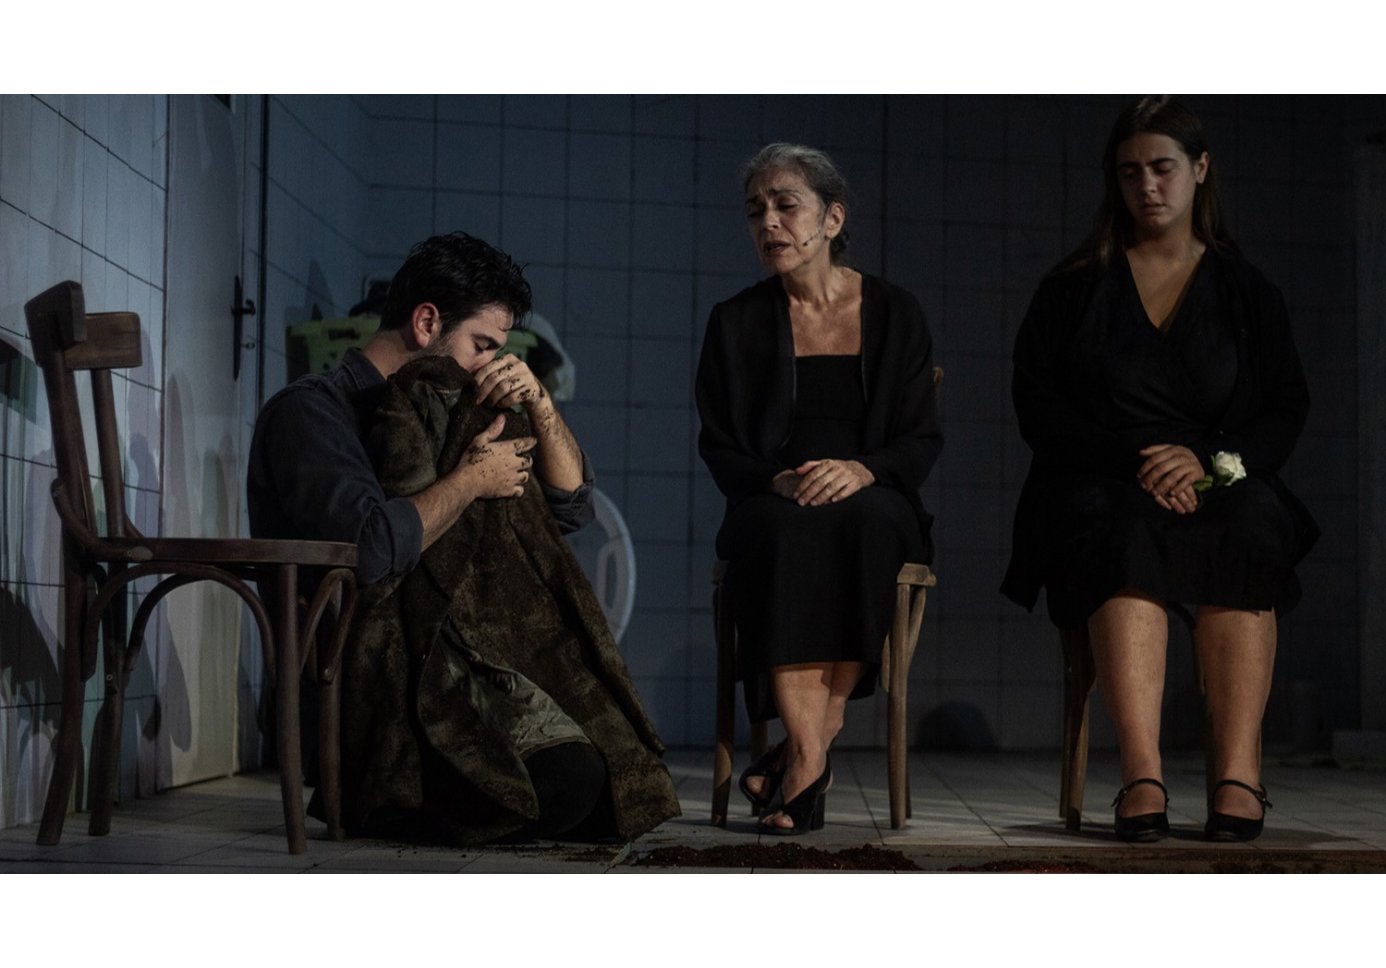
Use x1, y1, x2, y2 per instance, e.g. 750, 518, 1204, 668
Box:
624, 843, 1386, 874
627, 843, 921, 871
946, 859, 1102, 873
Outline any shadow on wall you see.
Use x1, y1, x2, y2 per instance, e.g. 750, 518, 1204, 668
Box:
161, 377, 244, 782
1, 337, 39, 591
236, 627, 272, 773
0, 337, 39, 427
0, 585, 62, 824
123, 402, 190, 796
127, 432, 162, 513
4, 442, 193, 815
282, 260, 343, 331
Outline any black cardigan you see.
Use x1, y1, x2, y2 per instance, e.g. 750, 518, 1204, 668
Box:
1000, 249, 1319, 611
695, 273, 942, 551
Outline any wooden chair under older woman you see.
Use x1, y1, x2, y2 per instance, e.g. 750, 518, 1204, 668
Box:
710, 562, 935, 830
25, 280, 359, 854
709, 366, 942, 831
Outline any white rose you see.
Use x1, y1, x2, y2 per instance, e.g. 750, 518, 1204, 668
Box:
1211, 451, 1246, 485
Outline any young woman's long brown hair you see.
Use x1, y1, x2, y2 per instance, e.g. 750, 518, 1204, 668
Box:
1059, 96, 1238, 273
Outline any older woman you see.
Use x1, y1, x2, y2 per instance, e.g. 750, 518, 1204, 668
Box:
1002, 98, 1319, 842
696, 143, 941, 834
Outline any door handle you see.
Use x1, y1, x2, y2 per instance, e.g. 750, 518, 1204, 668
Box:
232, 274, 257, 380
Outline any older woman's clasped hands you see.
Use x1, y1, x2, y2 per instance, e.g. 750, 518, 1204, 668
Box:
771, 459, 876, 507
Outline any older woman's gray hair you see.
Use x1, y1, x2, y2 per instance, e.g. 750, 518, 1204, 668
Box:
741, 143, 851, 262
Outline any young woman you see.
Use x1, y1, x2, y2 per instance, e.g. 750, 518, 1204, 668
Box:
1002, 98, 1319, 842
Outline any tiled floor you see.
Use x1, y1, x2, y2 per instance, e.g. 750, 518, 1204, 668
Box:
2, 749, 1384, 873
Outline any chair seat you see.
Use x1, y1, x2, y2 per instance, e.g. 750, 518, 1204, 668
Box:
714, 559, 934, 588
897, 562, 936, 587
106, 536, 358, 568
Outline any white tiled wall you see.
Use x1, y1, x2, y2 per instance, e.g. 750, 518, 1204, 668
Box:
1, 94, 169, 828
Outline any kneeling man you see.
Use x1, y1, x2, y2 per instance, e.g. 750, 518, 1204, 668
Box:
248, 233, 678, 844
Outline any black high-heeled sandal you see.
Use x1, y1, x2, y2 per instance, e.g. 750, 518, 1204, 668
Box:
1112, 777, 1170, 843
738, 740, 787, 811
1205, 779, 1272, 842
761, 756, 831, 836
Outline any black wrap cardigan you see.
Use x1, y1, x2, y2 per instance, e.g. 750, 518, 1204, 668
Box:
695, 273, 942, 555
1000, 249, 1320, 612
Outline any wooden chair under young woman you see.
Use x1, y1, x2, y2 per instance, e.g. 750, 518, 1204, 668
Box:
24, 280, 359, 854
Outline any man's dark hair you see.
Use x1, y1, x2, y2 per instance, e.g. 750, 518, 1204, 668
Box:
378, 232, 532, 333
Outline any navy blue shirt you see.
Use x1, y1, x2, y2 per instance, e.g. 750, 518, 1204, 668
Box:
247, 348, 594, 586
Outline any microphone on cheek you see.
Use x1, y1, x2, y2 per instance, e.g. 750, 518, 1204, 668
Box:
802, 229, 822, 247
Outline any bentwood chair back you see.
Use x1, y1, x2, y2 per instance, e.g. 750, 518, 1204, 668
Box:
24, 280, 358, 854
709, 367, 943, 830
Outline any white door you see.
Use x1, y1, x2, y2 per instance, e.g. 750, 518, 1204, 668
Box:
160, 95, 248, 786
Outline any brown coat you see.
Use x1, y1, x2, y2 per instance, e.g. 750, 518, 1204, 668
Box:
339, 355, 679, 844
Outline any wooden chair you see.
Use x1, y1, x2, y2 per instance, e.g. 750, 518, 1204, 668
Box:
709, 366, 942, 831
25, 281, 359, 854
710, 561, 935, 830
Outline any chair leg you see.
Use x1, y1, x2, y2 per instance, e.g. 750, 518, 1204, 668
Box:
275, 566, 307, 854
1060, 627, 1094, 831
310, 571, 354, 842
887, 581, 930, 830
711, 577, 737, 827
887, 582, 911, 830
87, 591, 129, 837
888, 691, 909, 828
38, 689, 85, 846
86, 679, 124, 837
319, 672, 344, 841
37, 557, 90, 846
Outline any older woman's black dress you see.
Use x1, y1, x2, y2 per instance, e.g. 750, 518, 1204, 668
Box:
717, 356, 925, 719
697, 274, 941, 724
1002, 250, 1319, 629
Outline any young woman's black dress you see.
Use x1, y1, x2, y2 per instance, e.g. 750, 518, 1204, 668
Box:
1005, 252, 1316, 629
717, 355, 925, 722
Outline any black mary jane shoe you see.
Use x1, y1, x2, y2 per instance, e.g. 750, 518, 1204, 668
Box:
1112, 777, 1171, 843
738, 740, 787, 812
1205, 779, 1272, 842
761, 756, 831, 837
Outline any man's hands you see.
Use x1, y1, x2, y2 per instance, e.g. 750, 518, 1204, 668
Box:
458, 414, 536, 499
473, 355, 544, 411
770, 459, 875, 507
412, 414, 535, 551
1137, 443, 1204, 515
473, 353, 586, 494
